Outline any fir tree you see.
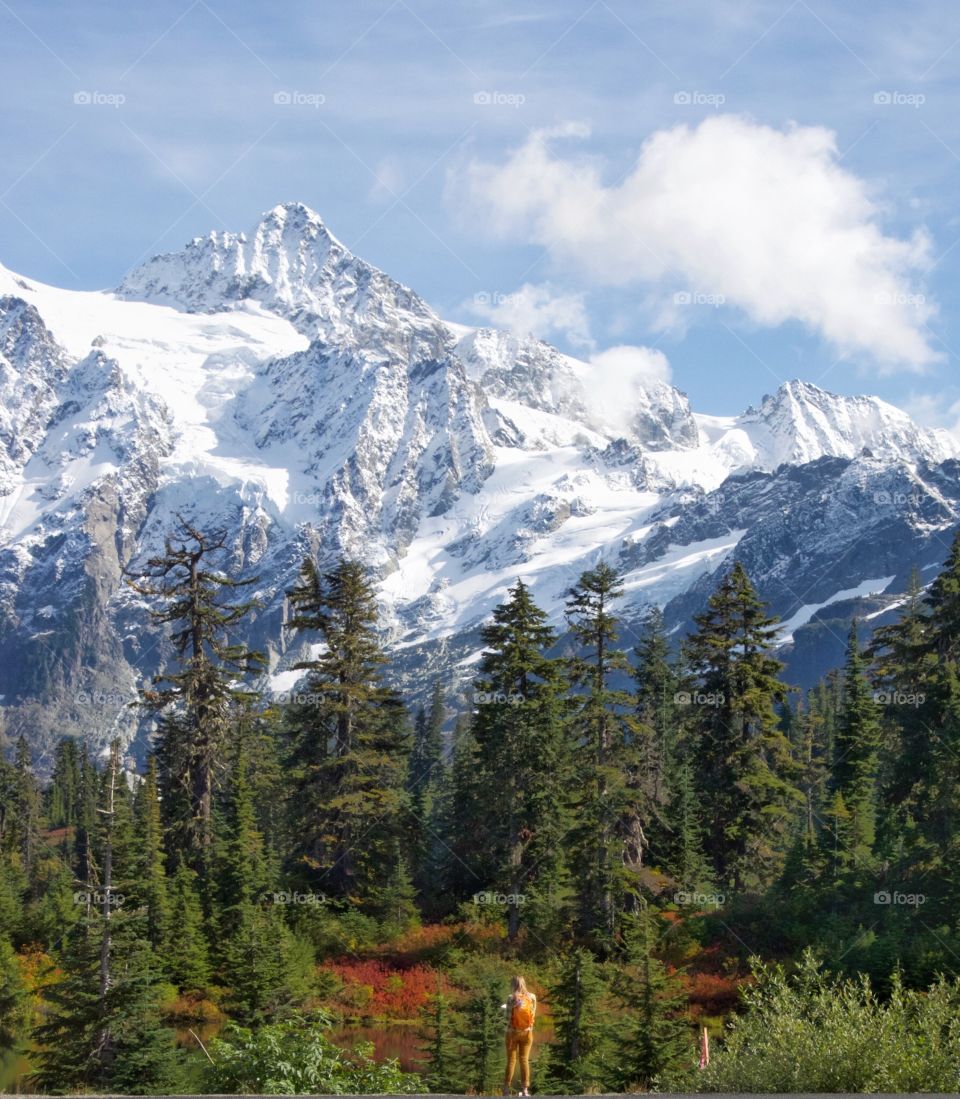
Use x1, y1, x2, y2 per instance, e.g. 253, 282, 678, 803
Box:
614, 907, 691, 1089
460, 978, 505, 1094
832, 623, 882, 862
565, 562, 646, 947
684, 562, 801, 890
48, 737, 81, 828
419, 990, 461, 1092
167, 858, 211, 992
216, 740, 295, 1024
544, 947, 611, 1093
285, 556, 411, 906
127, 520, 264, 881
134, 756, 170, 951
32, 743, 182, 1093
471, 579, 572, 941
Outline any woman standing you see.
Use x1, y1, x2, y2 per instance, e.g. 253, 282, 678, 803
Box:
503, 975, 537, 1096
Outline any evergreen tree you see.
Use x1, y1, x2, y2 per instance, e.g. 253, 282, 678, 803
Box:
48, 737, 81, 828
10, 737, 41, 873
460, 978, 505, 1094
127, 520, 264, 881
217, 741, 296, 1024
614, 907, 691, 1089
134, 756, 170, 951
544, 948, 611, 1093
565, 563, 646, 947
0, 933, 27, 1050
285, 557, 411, 906
684, 562, 801, 890
167, 858, 211, 992
471, 579, 572, 941
419, 990, 461, 1092
436, 716, 485, 906
32, 743, 181, 1094
407, 681, 447, 908
831, 623, 882, 863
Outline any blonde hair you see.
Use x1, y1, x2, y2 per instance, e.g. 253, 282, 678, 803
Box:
511, 975, 529, 997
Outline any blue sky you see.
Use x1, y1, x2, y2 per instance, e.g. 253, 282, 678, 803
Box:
2, 0, 959, 422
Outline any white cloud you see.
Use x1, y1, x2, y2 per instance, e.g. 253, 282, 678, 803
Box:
454, 115, 938, 370
586, 344, 674, 436
467, 281, 591, 346
903, 391, 960, 443
590, 344, 672, 386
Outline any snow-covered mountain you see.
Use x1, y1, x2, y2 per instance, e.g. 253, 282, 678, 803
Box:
1, 202, 958, 760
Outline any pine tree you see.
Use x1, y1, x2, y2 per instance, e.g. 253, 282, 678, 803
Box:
614, 907, 691, 1089
127, 520, 264, 882
419, 990, 461, 1093
565, 563, 646, 947
831, 623, 882, 863
167, 858, 211, 992
10, 737, 41, 873
48, 737, 81, 828
436, 716, 485, 906
407, 681, 447, 908
0, 933, 27, 1050
285, 557, 411, 906
216, 739, 296, 1024
32, 742, 182, 1093
471, 579, 572, 941
460, 978, 505, 1094
134, 756, 170, 951
684, 562, 801, 890
544, 948, 611, 1093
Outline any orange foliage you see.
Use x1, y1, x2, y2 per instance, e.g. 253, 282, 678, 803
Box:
682, 970, 743, 1014
322, 959, 453, 1020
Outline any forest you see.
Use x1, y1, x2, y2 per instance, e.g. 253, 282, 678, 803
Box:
4, 522, 960, 1093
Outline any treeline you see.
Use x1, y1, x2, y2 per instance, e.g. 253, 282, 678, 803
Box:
2, 519, 960, 1092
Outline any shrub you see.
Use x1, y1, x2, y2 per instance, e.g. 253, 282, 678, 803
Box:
203, 1015, 420, 1094
661, 950, 960, 1093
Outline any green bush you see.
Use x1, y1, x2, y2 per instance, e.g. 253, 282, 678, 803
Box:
661, 950, 960, 1093
202, 1014, 420, 1095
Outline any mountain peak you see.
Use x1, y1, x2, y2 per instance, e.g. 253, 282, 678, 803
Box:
116, 202, 351, 316
740, 377, 957, 468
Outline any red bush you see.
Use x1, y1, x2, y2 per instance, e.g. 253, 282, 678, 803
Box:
322, 959, 452, 1020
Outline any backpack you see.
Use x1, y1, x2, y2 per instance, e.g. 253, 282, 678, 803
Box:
510, 992, 534, 1030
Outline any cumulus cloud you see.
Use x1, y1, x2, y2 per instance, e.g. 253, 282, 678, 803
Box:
467, 281, 591, 346
454, 116, 938, 370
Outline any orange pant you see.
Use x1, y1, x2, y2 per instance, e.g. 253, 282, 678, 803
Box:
504, 1027, 534, 1091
